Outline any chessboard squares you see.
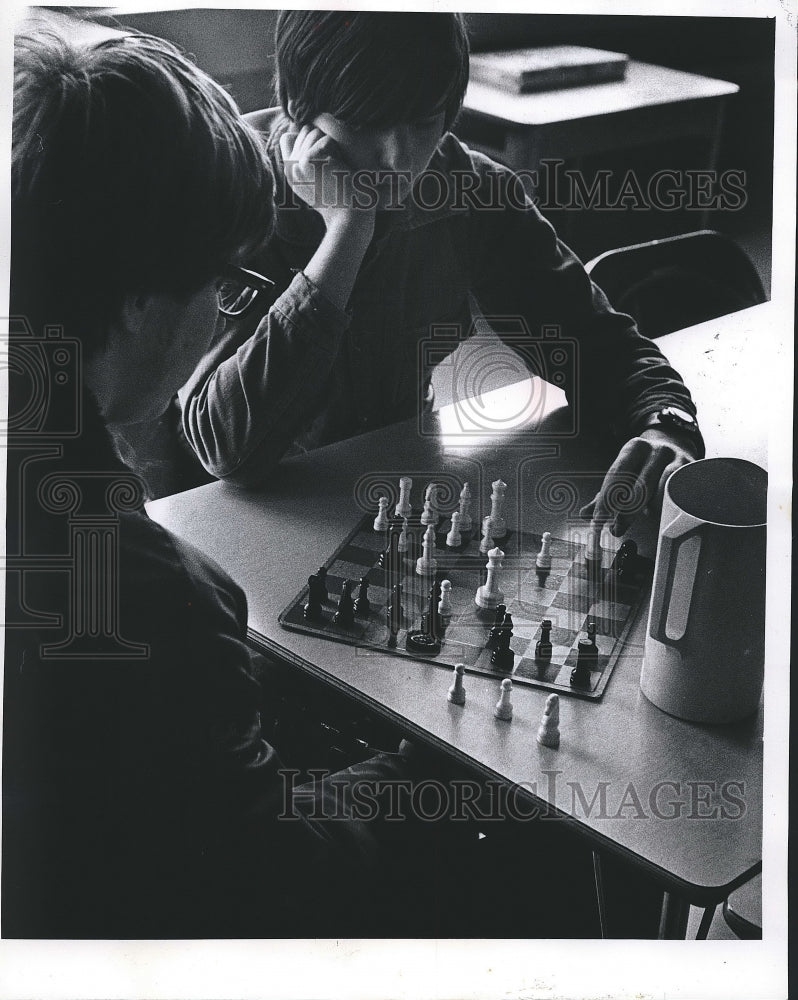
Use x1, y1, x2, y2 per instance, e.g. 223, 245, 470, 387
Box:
350, 528, 391, 553
513, 656, 563, 684
562, 645, 606, 691
472, 630, 527, 673
588, 600, 633, 639
550, 589, 593, 616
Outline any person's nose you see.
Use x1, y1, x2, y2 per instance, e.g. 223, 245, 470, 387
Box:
376, 126, 411, 172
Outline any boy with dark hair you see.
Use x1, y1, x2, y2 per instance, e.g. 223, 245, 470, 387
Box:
180, 10, 704, 531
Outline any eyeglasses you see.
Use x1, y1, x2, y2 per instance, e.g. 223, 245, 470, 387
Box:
218, 264, 276, 318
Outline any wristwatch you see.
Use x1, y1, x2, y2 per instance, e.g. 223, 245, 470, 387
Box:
641, 406, 705, 457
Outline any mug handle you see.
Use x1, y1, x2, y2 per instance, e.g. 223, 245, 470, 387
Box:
650, 512, 702, 647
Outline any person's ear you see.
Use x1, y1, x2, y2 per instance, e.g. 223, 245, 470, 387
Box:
117, 292, 151, 337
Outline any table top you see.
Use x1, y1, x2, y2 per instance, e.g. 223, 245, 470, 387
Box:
148, 302, 775, 904
463, 60, 739, 127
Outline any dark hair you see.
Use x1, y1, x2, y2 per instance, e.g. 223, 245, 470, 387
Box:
11, 30, 274, 355
275, 11, 469, 131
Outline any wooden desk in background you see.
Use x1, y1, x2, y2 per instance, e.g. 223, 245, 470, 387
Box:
148, 303, 775, 940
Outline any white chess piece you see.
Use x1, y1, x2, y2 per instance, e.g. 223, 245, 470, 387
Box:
536, 531, 552, 571
586, 526, 602, 564
447, 663, 466, 706
458, 483, 473, 533
488, 479, 507, 539
537, 693, 560, 748
479, 515, 496, 554
446, 510, 462, 548
415, 524, 437, 576
475, 547, 505, 610
420, 499, 437, 527
395, 476, 413, 519
397, 517, 410, 553
373, 496, 390, 531
494, 678, 513, 721
438, 579, 453, 617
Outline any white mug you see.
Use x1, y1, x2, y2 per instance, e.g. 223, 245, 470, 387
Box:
640, 457, 767, 724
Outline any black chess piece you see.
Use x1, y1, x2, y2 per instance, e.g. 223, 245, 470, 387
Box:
353, 576, 371, 616
486, 603, 507, 650
406, 585, 443, 656
490, 623, 514, 671
535, 619, 553, 662
570, 638, 597, 687
614, 540, 638, 583
308, 567, 328, 605
333, 579, 356, 628
303, 576, 325, 622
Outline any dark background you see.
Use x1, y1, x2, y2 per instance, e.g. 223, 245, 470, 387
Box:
34, 8, 775, 289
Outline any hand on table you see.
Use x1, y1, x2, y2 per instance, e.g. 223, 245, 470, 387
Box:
579, 428, 697, 536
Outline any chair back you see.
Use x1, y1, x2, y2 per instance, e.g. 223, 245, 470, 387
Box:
586, 230, 767, 338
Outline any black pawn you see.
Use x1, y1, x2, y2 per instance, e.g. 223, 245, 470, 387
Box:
333, 579, 356, 628
387, 583, 403, 633
570, 638, 597, 687
308, 567, 328, 604
426, 581, 443, 641
303, 574, 324, 622
490, 624, 514, 671
353, 576, 371, 616
585, 618, 598, 650
535, 619, 553, 662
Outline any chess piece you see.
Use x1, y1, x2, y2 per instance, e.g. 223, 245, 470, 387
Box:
438, 579, 453, 619
395, 476, 413, 519
353, 576, 370, 616
479, 516, 497, 555
415, 524, 437, 575
458, 482, 473, 534
536, 532, 552, 584
494, 678, 513, 721
387, 583, 403, 644
475, 547, 505, 610
488, 479, 507, 539
535, 619, 553, 662
537, 694, 560, 748
570, 638, 597, 687
445, 510, 462, 548
397, 517, 410, 553
585, 526, 603, 581
486, 603, 507, 650
447, 663, 466, 706
332, 580, 356, 628
373, 496, 390, 531
490, 614, 514, 671
303, 572, 325, 621
308, 566, 328, 603
420, 498, 437, 527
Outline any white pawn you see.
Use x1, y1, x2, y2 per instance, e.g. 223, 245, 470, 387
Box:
586, 526, 602, 564
448, 663, 466, 706
488, 479, 507, 539
536, 531, 552, 571
458, 483, 473, 533
395, 476, 413, 519
438, 579, 453, 618
415, 524, 437, 576
420, 498, 437, 527
494, 678, 513, 721
475, 547, 505, 610
425, 483, 440, 520
397, 517, 410, 553
373, 496, 390, 531
537, 693, 560, 748
479, 515, 496, 554
446, 510, 462, 548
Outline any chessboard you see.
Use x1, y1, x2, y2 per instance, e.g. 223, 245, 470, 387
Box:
279, 504, 653, 700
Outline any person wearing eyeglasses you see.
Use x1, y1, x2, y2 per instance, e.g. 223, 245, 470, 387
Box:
5, 28, 458, 940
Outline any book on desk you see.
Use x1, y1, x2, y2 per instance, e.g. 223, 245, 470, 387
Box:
469, 44, 629, 94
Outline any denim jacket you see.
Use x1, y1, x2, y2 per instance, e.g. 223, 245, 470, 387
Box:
180, 110, 701, 487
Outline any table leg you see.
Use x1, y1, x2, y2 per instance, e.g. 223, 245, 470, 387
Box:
658, 891, 691, 939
